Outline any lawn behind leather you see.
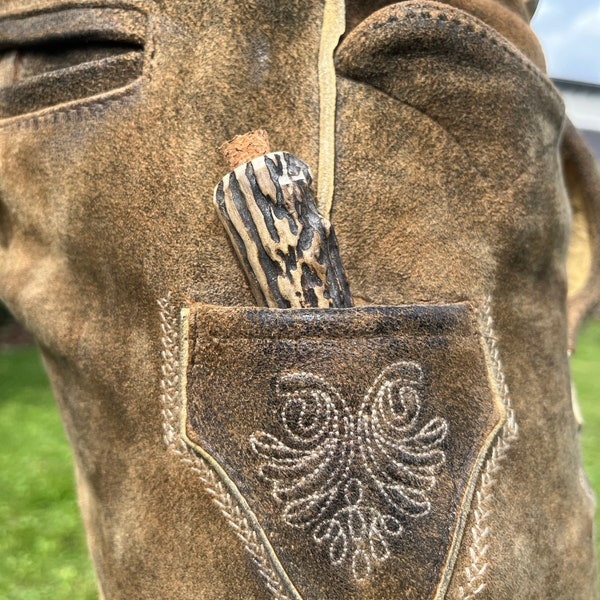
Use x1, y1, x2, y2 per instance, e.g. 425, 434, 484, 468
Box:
1, 322, 599, 599
0, 348, 97, 600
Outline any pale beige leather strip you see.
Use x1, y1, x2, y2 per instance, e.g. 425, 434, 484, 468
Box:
317, 0, 345, 219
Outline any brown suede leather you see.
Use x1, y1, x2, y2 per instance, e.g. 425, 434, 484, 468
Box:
0, 0, 598, 599
183, 302, 505, 599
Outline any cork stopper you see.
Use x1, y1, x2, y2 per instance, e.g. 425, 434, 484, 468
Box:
220, 130, 271, 170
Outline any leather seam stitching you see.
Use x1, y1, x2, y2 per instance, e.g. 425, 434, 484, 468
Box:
0, 83, 140, 130
363, 2, 561, 103
457, 296, 519, 599
158, 294, 295, 600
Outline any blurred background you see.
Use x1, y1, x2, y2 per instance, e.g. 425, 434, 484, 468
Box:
533, 0, 600, 159
1, 1, 599, 598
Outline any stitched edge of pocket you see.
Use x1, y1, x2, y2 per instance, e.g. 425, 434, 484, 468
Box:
177, 300, 510, 600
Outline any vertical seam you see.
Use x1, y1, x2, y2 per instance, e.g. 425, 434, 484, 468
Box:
316, 0, 345, 219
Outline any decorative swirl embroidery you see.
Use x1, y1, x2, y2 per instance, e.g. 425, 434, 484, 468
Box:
250, 362, 448, 580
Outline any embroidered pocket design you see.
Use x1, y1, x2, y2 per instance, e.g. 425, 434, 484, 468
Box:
251, 363, 448, 580
181, 303, 506, 600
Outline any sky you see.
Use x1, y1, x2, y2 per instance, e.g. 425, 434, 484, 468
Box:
532, 0, 600, 85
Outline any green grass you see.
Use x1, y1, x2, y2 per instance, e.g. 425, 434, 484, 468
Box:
572, 319, 600, 545
0, 324, 599, 598
0, 348, 97, 600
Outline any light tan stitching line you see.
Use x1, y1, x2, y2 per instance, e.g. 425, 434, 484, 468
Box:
158, 295, 292, 600
458, 297, 519, 599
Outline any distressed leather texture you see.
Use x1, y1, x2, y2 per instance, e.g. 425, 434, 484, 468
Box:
184, 302, 505, 599
0, 0, 598, 598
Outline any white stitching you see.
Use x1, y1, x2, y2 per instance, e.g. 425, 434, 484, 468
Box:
158, 295, 292, 600
161, 294, 510, 594
458, 297, 518, 599
251, 362, 448, 581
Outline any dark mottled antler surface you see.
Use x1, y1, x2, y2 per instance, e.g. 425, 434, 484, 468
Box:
214, 132, 352, 309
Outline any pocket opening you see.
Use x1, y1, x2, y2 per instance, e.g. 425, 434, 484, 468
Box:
0, 7, 146, 118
